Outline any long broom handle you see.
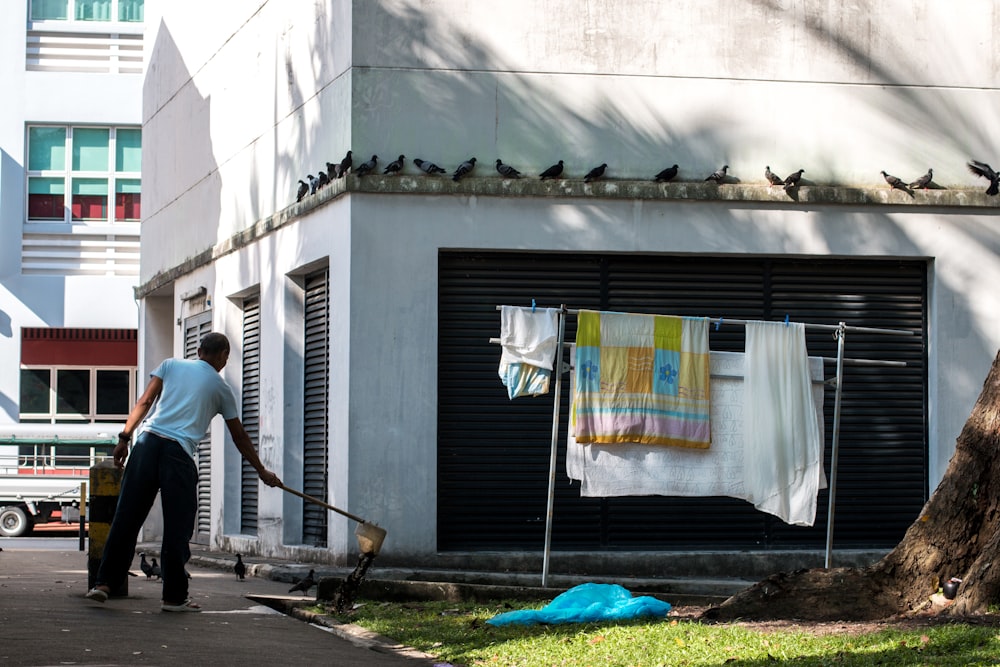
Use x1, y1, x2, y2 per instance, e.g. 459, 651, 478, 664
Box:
279, 483, 368, 525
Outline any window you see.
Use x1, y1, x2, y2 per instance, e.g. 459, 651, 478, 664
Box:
19, 367, 136, 423
30, 0, 143, 23
26, 125, 141, 224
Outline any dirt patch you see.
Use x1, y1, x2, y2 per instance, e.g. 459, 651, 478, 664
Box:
668, 605, 1000, 637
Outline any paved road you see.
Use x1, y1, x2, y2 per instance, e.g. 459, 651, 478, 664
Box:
0, 547, 437, 666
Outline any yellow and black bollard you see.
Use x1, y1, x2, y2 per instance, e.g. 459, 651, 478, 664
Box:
88, 460, 126, 596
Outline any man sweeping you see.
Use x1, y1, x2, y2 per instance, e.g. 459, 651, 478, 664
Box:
86, 332, 281, 612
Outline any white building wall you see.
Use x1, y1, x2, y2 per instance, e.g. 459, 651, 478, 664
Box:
0, 3, 144, 426
140, 0, 1000, 559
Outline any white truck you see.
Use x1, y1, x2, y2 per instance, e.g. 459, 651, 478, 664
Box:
0, 423, 118, 537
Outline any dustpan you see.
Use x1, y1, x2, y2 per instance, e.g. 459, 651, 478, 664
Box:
279, 483, 387, 555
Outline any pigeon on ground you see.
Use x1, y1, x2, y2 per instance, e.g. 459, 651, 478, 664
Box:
383, 154, 405, 175
140, 553, 154, 580
654, 164, 679, 183
495, 159, 522, 179
289, 569, 316, 595
338, 150, 353, 177
783, 169, 805, 191
705, 165, 729, 183
307, 174, 318, 195
539, 160, 564, 180
909, 169, 933, 190
316, 170, 330, 188
452, 157, 477, 181
584, 163, 607, 183
326, 161, 340, 181
765, 166, 784, 189
414, 158, 446, 175
967, 160, 999, 196
150, 557, 162, 580
296, 179, 308, 203
881, 170, 910, 192
234, 554, 246, 581
355, 155, 378, 177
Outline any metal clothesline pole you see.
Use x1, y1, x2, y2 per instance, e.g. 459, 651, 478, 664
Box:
494, 305, 914, 584
541, 306, 567, 588
826, 323, 847, 569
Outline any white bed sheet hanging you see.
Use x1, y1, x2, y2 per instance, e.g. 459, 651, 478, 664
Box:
567, 349, 827, 523
743, 320, 825, 526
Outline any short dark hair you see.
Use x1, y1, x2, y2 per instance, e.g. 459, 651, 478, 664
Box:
199, 332, 230, 355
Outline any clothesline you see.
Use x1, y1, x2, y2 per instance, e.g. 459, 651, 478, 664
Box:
492, 303, 914, 585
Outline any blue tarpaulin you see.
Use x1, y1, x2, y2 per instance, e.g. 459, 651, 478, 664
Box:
486, 583, 672, 626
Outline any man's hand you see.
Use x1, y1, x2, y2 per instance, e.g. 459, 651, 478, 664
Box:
258, 468, 281, 488
112, 438, 129, 468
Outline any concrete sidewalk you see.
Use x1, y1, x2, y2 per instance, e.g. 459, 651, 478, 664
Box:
0, 547, 439, 666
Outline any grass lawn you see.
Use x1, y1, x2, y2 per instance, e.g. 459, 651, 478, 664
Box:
321, 599, 1000, 666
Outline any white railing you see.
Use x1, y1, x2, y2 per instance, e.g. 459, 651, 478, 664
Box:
26, 25, 144, 75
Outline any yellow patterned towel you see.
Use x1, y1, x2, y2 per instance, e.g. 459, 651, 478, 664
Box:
573, 310, 711, 448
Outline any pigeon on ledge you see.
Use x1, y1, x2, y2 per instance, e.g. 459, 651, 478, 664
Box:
383, 155, 405, 175
909, 169, 932, 190
783, 169, 805, 191
654, 165, 678, 183
495, 159, 522, 178
355, 155, 378, 177
539, 160, 564, 180
584, 163, 607, 183
452, 157, 477, 182
414, 158, 446, 175
967, 160, 999, 196
881, 170, 910, 192
705, 165, 729, 183
765, 166, 783, 189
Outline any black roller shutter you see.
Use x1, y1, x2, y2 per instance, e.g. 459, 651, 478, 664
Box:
302, 269, 330, 547
183, 311, 213, 545
240, 295, 261, 534
438, 252, 927, 551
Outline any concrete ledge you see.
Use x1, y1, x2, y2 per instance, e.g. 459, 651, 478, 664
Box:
134, 173, 999, 298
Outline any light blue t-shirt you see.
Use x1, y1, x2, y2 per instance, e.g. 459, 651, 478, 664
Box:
141, 358, 239, 459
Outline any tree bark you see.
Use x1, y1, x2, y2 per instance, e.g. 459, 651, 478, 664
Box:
704, 350, 1000, 621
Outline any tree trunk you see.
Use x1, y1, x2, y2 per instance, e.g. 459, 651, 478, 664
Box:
704, 350, 1000, 621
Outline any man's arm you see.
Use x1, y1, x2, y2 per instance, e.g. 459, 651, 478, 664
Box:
225, 417, 282, 487
113, 375, 163, 468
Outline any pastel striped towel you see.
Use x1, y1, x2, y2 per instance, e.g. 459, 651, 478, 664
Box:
573, 310, 711, 448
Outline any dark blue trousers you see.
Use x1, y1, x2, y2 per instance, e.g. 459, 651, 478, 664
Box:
95, 431, 198, 604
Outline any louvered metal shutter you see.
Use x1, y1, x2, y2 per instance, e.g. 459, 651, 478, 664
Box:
183, 311, 213, 544
438, 252, 927, 551
302, 270, 330, 547
240, 295, 261, 534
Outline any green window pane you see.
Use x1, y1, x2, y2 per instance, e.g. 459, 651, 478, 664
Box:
30, 0, 68, 20
75, 0, 111, 21
115, 178, 141, 194
28, 177, 65, 195
28, 127, 66, 171
115, 129, 142, 172
72, 178, 108, 195
56, 369, 89, 416
20, 369, 52, 414
72, 128, 109, 171
119, 0, 143, 22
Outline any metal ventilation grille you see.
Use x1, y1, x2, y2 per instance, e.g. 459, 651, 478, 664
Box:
240, 295, 261, 535
438, 252, 927, 551
302, 270, 330, 547
183, 311, 213, 544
